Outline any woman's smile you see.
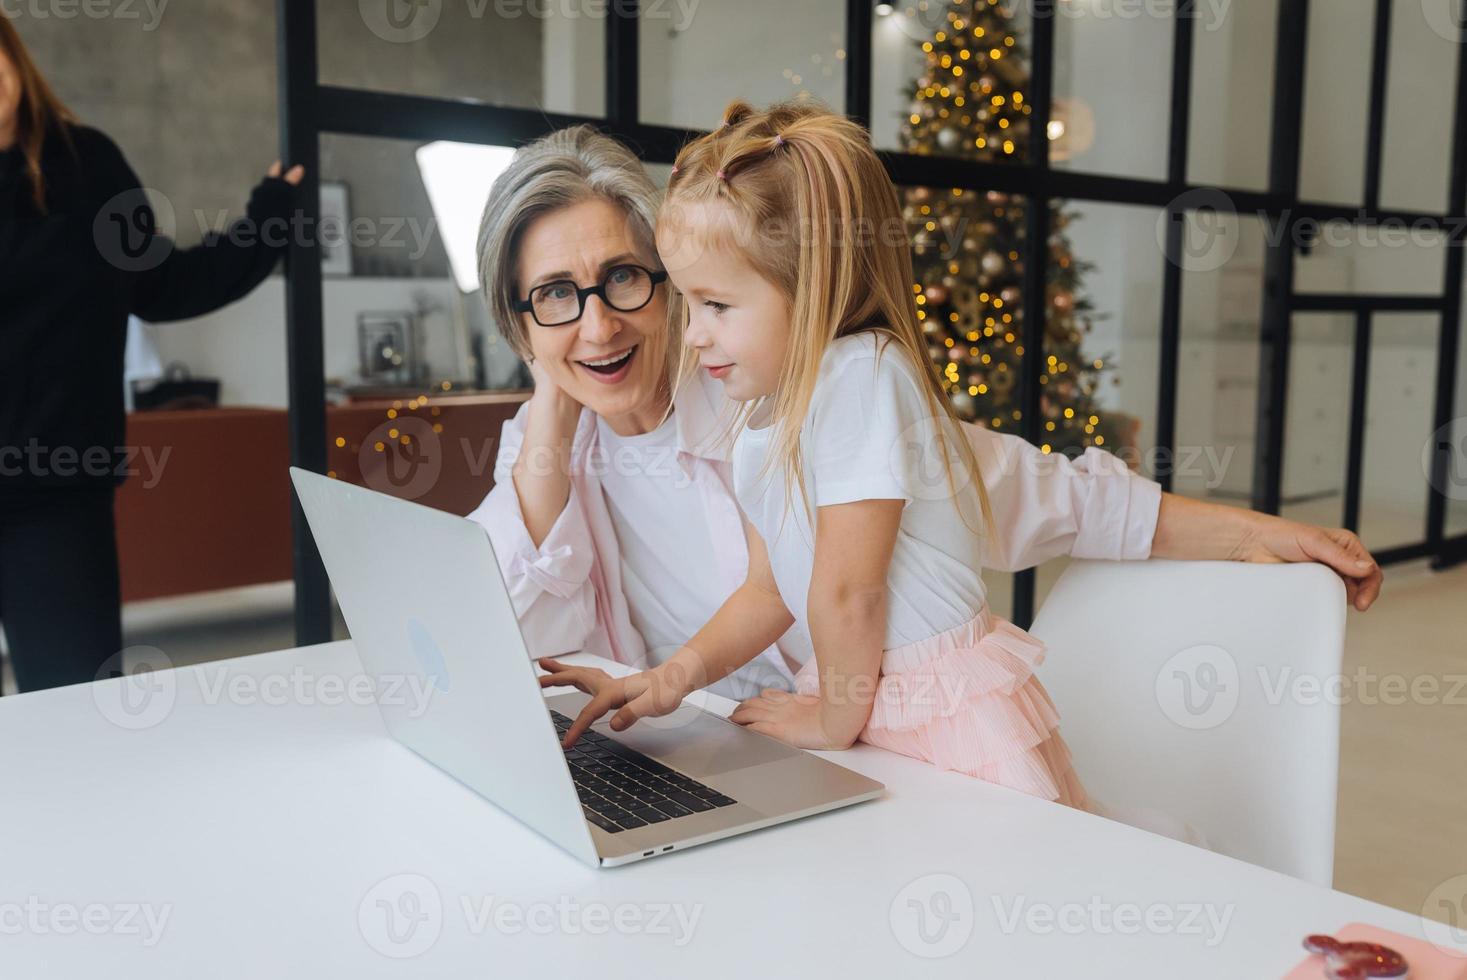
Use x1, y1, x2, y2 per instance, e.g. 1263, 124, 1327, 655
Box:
576, 343, 639, 384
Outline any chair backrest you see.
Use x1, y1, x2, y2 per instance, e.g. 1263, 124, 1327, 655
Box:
1028, 558, 1345, 886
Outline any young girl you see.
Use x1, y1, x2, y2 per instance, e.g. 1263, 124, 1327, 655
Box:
542, 99, 1087, 810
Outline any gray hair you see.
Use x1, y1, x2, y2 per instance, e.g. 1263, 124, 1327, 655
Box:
476, 125, 665, 361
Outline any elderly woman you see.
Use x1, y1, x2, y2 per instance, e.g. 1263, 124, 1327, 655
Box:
467, 125, 1381, 702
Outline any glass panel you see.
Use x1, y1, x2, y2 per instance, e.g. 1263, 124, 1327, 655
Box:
317, 1, 599, 115
316, 133, 526, 394
1360, 315, 1438, 550
871, 1, 1033, 163
904, 186, 1029, 433
639, 0, 845, 129
1279, 316, 1354, 531
1187, 0, 1278, 191
1379, 0, 1459, 214
1174, 211, 1269, 502
1053, 201, 1164, 468
1050, 0, 1174, 181
23, 2, 278, 248
1299, 0, 1374, 205
309, 133, 531, 537
11, 5, 337, 666
1294, 222, 1446, 295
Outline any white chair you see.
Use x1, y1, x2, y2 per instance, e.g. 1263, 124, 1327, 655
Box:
1028, 558, 1346, 887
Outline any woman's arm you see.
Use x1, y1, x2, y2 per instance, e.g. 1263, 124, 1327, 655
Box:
1150, 493, 1383, 611
467, 398, 600, 659
731, 498, 902, 750
964, 422, 1160, 570
96, 141, 306, 322
965, 423, 1382, 611
511, 360, 583, 547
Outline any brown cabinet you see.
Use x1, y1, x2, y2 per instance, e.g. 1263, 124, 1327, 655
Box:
116, 392, 528, 602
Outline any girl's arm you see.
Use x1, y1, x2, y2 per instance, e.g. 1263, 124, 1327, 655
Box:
541, 519, 794, 747
732, 497, 902, 750
666, 518, 795, 692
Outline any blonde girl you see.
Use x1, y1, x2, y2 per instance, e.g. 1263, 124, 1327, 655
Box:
543, 98, 1088, 808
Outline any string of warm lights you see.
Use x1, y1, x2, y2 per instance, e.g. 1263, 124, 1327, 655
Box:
326, 384, 456, 481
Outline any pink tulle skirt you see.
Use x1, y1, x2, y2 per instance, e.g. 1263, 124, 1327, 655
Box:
792, 607, 1091, 811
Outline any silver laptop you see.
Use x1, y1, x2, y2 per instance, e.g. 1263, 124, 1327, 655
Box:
289, 467, 883, 867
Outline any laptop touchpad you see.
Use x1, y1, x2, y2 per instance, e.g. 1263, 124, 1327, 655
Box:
602, 707, 798, 778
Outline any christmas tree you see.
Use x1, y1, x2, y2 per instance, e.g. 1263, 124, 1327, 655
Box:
897, 0, 1130, 458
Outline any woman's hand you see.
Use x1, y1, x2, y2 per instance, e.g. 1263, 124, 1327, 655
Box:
731, 688, 852, 750
1152, 494, 1383, 611
537, 657, 701, 747
1229, 513, 1383, 611
265, 160, 306, 186
525, 355, 583, 436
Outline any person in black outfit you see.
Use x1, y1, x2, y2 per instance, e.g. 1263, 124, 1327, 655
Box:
0, 17, 305, 693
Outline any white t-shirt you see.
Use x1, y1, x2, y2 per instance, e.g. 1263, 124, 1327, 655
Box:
732, 332, 989, 665
595, 413, 793, 699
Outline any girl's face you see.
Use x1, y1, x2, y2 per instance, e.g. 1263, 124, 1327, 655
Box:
657, 199, 790, 402
515, 197, 670, 428
0, 48, 20, 148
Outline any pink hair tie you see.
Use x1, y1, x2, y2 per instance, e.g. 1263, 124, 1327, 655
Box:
671, 165, 680, 174
716, 169, 727, 181
773, 134, 785, 148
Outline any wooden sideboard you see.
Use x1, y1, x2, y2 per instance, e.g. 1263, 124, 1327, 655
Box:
115, 392, 529, 602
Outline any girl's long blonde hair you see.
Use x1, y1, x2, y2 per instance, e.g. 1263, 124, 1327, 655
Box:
661, 99, 994, 537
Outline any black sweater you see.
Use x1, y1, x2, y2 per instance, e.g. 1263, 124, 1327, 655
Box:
0, 124, 297, 491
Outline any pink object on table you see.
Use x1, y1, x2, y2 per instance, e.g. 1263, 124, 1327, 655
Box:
1282, 923, 1467, 980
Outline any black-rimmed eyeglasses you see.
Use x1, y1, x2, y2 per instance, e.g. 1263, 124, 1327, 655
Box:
513, 264, 668, 327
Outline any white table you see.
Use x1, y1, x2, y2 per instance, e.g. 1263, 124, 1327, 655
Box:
2, 640, 1460, 978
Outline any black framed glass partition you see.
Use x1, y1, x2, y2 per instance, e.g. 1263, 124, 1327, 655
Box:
276, 0, 1467, 641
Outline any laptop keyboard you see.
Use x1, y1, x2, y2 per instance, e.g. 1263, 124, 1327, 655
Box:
549, 709, 739, 834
